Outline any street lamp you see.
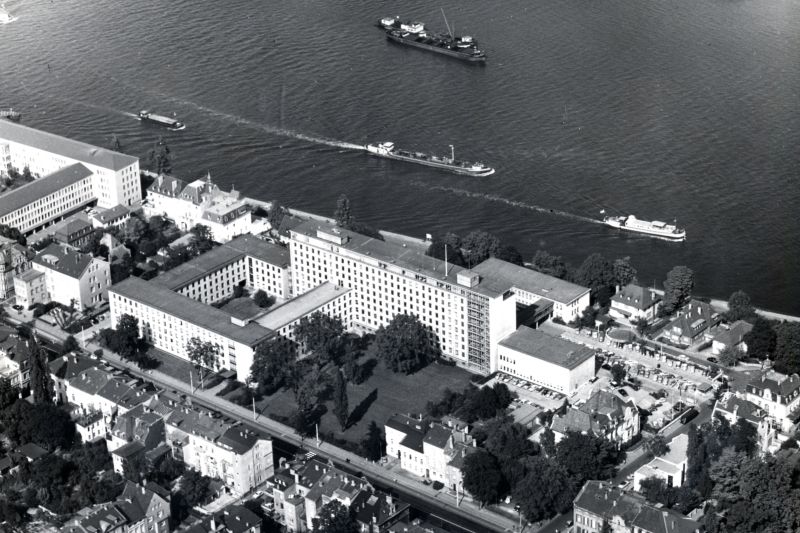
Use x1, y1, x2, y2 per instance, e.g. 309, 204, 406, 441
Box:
514, 504, 522, 532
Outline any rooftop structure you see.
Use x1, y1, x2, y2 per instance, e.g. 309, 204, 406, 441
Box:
499, 325, 595, 370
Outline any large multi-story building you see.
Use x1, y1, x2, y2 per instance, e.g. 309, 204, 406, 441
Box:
0, 121, 142, 228
153, 234, 291, 302
288, 220, 589, 374
745, 371, 800, 433
63, 481, 170, 533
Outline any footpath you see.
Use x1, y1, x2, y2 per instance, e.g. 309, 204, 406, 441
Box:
15, 314, 519, 533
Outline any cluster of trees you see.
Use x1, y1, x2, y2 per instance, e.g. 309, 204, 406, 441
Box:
146, 136, 173, 175
425, 382, 513, 423
312, 499, 358, 533
0, 223, 25, 246
724, 306, 800, 373
426, 230, 523, 267
334, 195, 383, 241
461, 417, 624, 523
531, 251, 638, 307
374, 313, 441, 375
171, 469, 216, 524
639, 416, 800, 532
99, 314, 156, 368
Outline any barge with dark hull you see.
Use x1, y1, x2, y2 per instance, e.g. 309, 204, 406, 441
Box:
379, 16, 486, 62
366, 142, 494, 176
138, 110, 185, 131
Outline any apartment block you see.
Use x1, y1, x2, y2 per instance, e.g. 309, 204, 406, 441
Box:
0, 121, 141, 210
63, 481, 170, 533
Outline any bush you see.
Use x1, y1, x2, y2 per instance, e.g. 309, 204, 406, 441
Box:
217, 380, 242, 397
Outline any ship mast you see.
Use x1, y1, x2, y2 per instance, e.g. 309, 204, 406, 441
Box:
441, 8, 453, 37
449, 144, 455, 163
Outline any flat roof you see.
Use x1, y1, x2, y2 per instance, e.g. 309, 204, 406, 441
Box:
0, 163, 93, 218
255, 282, 349, 330
0, 121, 138, 171
471, 257, 590, 304
499, 326, 595, 369
110, 277, 274, 346
153, 234, 289, 290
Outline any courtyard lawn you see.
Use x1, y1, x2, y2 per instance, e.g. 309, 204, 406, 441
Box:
260, 351, 475, 446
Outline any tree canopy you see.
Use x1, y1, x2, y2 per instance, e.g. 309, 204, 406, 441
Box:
512, 457, 575, 522
0, 401, 76, 451
774, 322, 800, 375
374, 314, 440, 374
742, 317, 776, 361
662, 266, 694, 314
250, 337, 294, 394
613, 257, 638, 288
725, 290, 756, 322
28, 338, 53, 405
312, 499, 358, 533
294, 312, 346, 364
555, 431, 621, 484
530, 250, 569, 279
147, 136, 172, 174
333, 370, 349, 431
462, 450, 504, 506
575, 253, 616, 305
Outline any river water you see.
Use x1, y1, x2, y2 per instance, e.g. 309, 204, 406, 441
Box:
1, 0, 799, 313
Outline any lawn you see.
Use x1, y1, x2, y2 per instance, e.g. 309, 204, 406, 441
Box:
259, 348, 475, 447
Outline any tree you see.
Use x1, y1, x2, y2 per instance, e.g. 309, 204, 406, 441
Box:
513, 457, 576, 522
575, 253, 615, 304
730, 418, 758, 455
360, 421, 383, 461
61, 335, 80, 355
147, 136, 172, 174
462, 450, 504, 507
0, 378, 20, 411
109, 134, 123, 153
28, 338, 54, 405
726, 290, 756, 322
253, 289, 273, 308
613, 257, 638, 288
577, 305, 598, 329
461, 230, 502, 266
774, 322, 800, 375
743, 317, 776, 361
189, 224, 214, 253
186, 337, 218, 388
555, 431, 621, 484
312, 499, 357, 533
643, 434, 670, 458
530, 250, 569, 279
289, 360, 328, 413
333, 370, 349, 431
267, 200, 287, 230
250, 338, 293, 394
718, 346, 743, 367
0, 401, 76, 451
119, 215, 148, 246
334, 194, 354, 229
610, 363, 627, 384
540, 427, 557, 458
0, 223, 26, 245
21, 166, 33, 181
293, 312, 345, 364
425, 233, 466, 267
104, 314, 147, 364
662, 266, 694, 314
631, 317, 649, 336
374, 314, 440, 374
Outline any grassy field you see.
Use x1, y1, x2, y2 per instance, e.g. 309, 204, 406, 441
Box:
260, 349, 474, 446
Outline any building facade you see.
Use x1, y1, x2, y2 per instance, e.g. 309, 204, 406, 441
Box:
609, 284, 661, 324
27, 243, 111, 309
496, 325, 596, 394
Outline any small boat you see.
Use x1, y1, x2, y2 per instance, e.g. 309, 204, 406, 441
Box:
366, 141, 494, 176
138, 110, 185, 131
603, 214, 686, 241
0, 108, 21, 122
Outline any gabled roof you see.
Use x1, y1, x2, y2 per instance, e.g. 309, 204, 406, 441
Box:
423, 425, 452, 449
183, 504, 261, 533
32, 242, 97, 280
49, 354, 99, 381
0, 163, 94, 218
574, 481, 700, 533
217, 426, 269, 455
0, 121, 138, 171
713, 320, 753, 347
748, 371, 800, 398
147, 174, 187, 198
69, 367, 112, 395
16, 442, 47, 460
611, 284, 661, 311
667, 299, 721, 339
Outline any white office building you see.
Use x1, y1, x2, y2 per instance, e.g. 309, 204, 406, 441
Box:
25, 243, 111, 309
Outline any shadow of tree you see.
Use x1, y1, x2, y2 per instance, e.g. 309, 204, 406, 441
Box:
347, 387, 378, 428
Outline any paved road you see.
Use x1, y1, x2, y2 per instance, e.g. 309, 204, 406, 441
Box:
9, 313, 517, 533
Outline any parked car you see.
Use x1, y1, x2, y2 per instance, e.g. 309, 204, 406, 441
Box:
617, 388, 628, 397
707, 357, 718, 364
680, 408, 699, 424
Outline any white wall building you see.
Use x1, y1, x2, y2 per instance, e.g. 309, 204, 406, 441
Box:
0, 121, 141, 214
289, 221, 526, 374
633, 433, 688, 490
13, 268, 46, 309
745, 371, 800, 433
28, 243, 111, 309
609, 284, 662, 324
497, 325, 596, 395
164, 407, 273, 495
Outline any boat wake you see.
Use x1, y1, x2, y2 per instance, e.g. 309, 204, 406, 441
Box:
415, 183, 603, 225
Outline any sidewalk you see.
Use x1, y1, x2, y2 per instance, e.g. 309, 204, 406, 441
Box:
10, 310, 517, 533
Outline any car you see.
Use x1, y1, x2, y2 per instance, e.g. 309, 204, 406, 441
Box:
617, 388, 629, 397
680, 408, 699, 424
11, 304, 22, 311
706, 357, 718, 364
617, 480, 627, 489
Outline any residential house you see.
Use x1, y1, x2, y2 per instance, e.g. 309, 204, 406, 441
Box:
633, 433, 688, 490
745, 371, 800, 433
63, 481, 170, 533
52, 215, 94, 248
609, 284, 662, 324
712, 391, 784, 453
0, 334, 32, 388
711, 320, 753, 356
573, 480, 702, 533
0, 235, 31, 299
550, 389, 640, 447
91, 204, 131, 229
27, 242, 111, 309
48, 353, 100, 404
13, 267, 46, 308
181, 504, 262, 533
663, 300, 721, 347
385, 414, 477, 491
